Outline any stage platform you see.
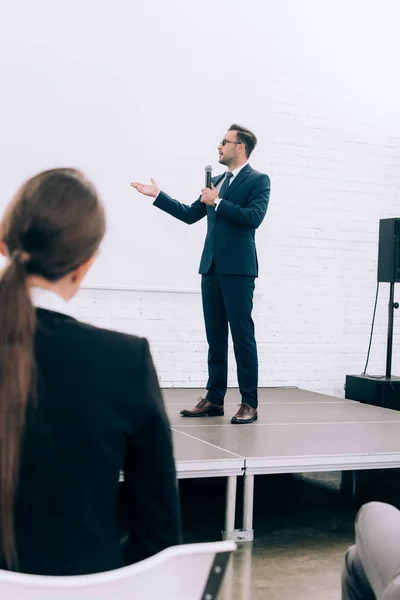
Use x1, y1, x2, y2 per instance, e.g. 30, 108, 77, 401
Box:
165, 387, 400, 541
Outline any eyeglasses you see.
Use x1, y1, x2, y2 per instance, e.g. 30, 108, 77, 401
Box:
220, 139, 242, 147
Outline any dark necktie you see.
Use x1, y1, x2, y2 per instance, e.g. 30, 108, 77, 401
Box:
218, 172, 233, 199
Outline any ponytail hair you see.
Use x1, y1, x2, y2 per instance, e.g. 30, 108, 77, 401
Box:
0, 250, 35, 568
0, 168, 105, 568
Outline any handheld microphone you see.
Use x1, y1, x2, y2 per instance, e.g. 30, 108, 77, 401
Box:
204, 164, 213, 189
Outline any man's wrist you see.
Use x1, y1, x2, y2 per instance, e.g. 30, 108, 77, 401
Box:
214, 197, 221, 209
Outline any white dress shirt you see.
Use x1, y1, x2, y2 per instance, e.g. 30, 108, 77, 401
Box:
214, 162, 249, 210
30, 287, 75, 318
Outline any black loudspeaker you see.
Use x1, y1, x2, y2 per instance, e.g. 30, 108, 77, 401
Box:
378, 218, 400, 282
345, 375, 400, 410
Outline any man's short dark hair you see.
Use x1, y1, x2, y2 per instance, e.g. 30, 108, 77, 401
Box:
228, 124, 257, 158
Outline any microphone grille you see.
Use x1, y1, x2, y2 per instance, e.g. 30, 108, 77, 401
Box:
204, 164, 213, 172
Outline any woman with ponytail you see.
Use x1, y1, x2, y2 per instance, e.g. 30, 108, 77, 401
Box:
0, 168, 180, 575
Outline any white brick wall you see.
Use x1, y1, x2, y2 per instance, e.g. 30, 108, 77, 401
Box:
72, 272, 400, 398
71, 17, 400, 399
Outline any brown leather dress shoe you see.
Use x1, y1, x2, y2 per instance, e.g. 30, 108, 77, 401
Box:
231, 403, 258, 424
180, 397, 224, 417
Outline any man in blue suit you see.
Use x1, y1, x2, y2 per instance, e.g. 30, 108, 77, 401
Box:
131, 124, 270, 424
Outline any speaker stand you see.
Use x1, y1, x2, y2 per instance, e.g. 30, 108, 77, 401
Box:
386, 282, 399, 379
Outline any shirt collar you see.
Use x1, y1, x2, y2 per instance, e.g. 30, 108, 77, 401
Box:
30, 287, 75, 318
228, 161, 249, 180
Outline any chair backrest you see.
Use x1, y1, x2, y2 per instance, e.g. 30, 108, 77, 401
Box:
381, 573, 400, 600
0, 540, 236, 600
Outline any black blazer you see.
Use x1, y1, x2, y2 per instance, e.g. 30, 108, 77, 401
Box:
154, 164, 270, 276
9, 308, 181, 576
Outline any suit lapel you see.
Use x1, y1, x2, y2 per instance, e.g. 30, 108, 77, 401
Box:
224, 164, 252, 199
207, 166, 252, 221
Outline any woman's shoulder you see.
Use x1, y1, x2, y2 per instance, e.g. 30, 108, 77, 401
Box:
36, 308, 148, 359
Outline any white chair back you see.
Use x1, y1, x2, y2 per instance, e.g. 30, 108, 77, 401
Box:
0, 540, 236, 600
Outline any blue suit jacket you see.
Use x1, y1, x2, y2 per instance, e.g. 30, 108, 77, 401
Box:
153, 164, 270, 277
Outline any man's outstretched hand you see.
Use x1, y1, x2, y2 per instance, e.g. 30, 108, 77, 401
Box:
131, 178, 160, 198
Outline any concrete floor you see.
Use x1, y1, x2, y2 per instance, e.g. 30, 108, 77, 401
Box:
179, 470, 400, 600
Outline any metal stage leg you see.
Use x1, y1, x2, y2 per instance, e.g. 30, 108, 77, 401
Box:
222, 476, 237, 540
242, 473, 255, 541
223, 472, 255, 542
